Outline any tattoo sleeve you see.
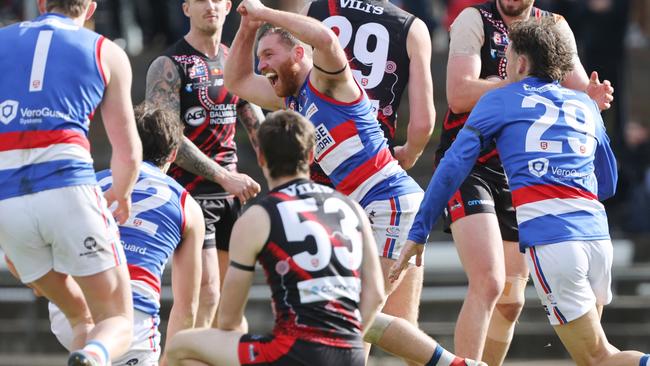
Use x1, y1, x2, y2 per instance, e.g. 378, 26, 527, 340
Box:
145, 56, 228, 184
236, 100, 264, 150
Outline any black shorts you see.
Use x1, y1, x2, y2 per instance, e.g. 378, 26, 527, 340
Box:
238, 334, 364, 366
194, 193, 241, 250
442, 165, 519, 242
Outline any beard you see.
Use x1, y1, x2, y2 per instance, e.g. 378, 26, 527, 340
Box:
497, 0, 535, 17
273, 61, 301, 98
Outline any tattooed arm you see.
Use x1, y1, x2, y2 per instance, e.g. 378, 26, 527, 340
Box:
236, 100, 264, 150
145, 56, 260, 202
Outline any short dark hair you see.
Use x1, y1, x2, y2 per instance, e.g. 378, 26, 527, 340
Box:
257, 110, 315, 179
508, 17, 574, 81
256, 23, 301, 50
134, 104, 184, 168
46, 0, 91, 17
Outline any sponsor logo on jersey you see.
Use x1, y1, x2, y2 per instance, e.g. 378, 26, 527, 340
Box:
297, 276, 361, 303
0, 100, 18, 125
492, 32, 509, 46
528, 157, 549, 177
189, 64, 207, 78
315, 123, 335, 157
305, 103, 318, 120
123, 241, 148, 255
184, 106, 206, 126
339, 0, 384, 14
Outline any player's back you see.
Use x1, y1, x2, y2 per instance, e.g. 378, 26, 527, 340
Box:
0, 13, 106, 199
476, 77, 611, 248
96, 162, 188, 317
308, 0, 413, 142
256, 179, 365, 348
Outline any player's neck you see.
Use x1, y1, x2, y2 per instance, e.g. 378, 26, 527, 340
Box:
185, 29, 223, 59
46, 9, 86, 26
267, 174, 309, 191
496, 4, 533, 27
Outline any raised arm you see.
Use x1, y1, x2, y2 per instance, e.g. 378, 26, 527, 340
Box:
146, 56, 261, 203
100, 39, 142, 224
216, 205, 270, 331
446, 8, 507, 114
224, 15, 284, 111
238, 0, 358, 102
393, 18, 435, 170
162, 195, 204, 365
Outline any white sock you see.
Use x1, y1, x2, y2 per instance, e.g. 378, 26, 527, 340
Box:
83, 340, 109, 366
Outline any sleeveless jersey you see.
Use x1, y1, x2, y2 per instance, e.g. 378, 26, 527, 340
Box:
257, 178, 365, 347
308, 0, 414, 143
163, 39, 240, 195
285, 78, 421, 207
435, 1, 554, 170
97, 162, 188, 318
410, 77, 616, 250
0, 13, 105, 200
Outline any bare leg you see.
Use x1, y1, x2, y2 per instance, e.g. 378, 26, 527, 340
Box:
167, 328, 242, 366
29, 271, 94, 350
482, 240, 528, 366
72, 263, 134, 360
196, 248, 220, 327
211, 249, 248, 330
379, 257, 423, 366
553, 307, 645, 366
451, 213, 505, 360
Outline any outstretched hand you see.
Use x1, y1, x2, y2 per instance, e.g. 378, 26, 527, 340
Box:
388, 240, 424, 283
585, 71, 614, 111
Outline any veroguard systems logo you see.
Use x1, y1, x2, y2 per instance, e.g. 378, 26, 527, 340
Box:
0, 100, 18, 125
528, 157, 549, 177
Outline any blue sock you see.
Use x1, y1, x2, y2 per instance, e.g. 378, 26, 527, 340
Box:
640, 354, 650, 366
427, 344, 460, 366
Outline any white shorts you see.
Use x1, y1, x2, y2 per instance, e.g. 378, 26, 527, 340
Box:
364, 192, 424, 263
526, 240, 613, 326
49, 303, 161, 366
0, 185, 124, 283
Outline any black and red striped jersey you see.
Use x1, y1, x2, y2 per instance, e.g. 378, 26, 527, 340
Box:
435, 1, 554, 169
308, 0, 414, 145
256, 179, 365, 348
163, 38, 240, 195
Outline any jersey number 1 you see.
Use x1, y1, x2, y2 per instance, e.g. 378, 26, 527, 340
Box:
29, 30, 54, 92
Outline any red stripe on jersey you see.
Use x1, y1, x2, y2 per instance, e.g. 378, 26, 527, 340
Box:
443, 109, 468, 130
511, 184, 598, 208
308, 79, 364, 106
328, 0, 338, 15
128, 264, 161, 294
477, 148, 498, 163
448, 190, 466, 222
0, 129, 90, 152
317, 120, 358, 160
336, 148, 394, 195
96, 36, 107, 86
186, 116, 210, 141
266, 242, 312, 281
180, 190, 188, 233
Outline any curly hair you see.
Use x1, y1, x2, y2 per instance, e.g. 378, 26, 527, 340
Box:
508, 17, 574, 82
134, 104, 185, 168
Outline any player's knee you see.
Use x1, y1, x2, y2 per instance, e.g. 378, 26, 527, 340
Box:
469, 274, 504, 303
495, 276, 528, 321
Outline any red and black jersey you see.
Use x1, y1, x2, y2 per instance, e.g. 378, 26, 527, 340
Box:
308, 0, 414, 145
435, 1, 553, 169
163, 38, 240, 195
256, 179, 365, 348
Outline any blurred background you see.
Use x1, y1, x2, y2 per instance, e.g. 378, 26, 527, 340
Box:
0, 0, 649, 364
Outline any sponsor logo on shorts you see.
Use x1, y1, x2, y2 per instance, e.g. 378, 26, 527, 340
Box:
248, 344, 258, 361
385, 226, 400, 239
298, 276, 361, 303
79, 236, 104, 257
126, 358, 139, 365
0, 100, 18, 125
466, 199, 494, 207
449, 199, 463, 211
528, 157, 549, 177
